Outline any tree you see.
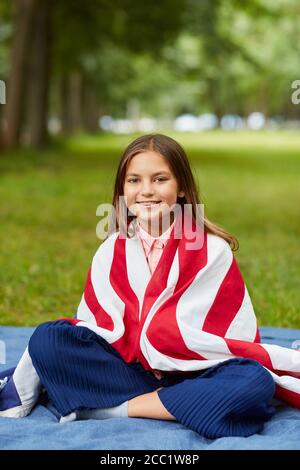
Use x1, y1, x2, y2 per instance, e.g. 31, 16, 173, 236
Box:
3, 0, 39, 149
3, 0, 187, 148
25, 0, 52, 147
53, 0, 186, 135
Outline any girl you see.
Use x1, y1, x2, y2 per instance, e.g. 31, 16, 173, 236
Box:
1, 134, 300, 439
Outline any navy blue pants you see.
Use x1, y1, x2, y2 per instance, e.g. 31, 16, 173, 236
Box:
28, 321, 275, 439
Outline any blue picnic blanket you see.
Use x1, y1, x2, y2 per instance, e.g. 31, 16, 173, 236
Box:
0, 325, 300, 450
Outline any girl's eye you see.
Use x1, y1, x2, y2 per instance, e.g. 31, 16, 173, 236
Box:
126, 177, 167, 183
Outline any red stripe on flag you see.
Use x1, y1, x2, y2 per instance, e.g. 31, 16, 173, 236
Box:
225, 337, 274, 370
275, 384, 300, 409
202, 258, 245, 336
147, 295, 208, 361
58, 317, 80, 325
139, 220, 181, 324
254, 328, 261, 343
147, 226, 208, 362
84, 267, 114, 330
137, 223, 182, 366
110, 237, 141, 362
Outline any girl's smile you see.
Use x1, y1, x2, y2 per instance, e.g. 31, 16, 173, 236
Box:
136, 201, 162, 206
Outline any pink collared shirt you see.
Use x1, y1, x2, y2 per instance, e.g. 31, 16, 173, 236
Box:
136, 221, 174, 275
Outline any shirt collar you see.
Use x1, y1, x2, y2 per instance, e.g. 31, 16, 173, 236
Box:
136, 220, 174, 254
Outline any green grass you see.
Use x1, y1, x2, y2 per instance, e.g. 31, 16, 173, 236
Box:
0, 130, 299, 327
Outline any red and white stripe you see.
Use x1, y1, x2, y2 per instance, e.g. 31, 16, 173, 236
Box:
69, 214, 300, 409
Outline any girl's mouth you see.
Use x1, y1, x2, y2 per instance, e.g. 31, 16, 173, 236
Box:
136, 201, 162, 207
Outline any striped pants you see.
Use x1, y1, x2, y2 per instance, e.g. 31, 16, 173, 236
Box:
1, 320, 275, 439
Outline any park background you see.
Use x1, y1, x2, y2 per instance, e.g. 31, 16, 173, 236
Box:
0, 0, 299, 328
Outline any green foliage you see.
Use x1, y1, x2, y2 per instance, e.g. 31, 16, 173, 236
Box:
52, 0, 185, 72
177, 0, 300, 117
2, 0, 300, 121
71, 0, 300, 118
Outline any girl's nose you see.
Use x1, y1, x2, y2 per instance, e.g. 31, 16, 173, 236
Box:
141, 183, 154, 196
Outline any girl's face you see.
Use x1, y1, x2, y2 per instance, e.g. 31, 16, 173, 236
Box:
124, 151, 184, 234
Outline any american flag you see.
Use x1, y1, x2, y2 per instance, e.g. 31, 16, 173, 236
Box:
66, 214, 300, 409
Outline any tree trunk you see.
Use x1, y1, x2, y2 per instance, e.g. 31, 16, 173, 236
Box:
207, 78, 223, 123
60, 72, 83, 135
82, 82, 101, 134
26, 0, 52, 148
60, 75, 71, 135
3, 0, 38, 149
69, 71, 83, 133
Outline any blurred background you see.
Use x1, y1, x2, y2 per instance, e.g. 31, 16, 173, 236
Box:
0, 0, 299, 327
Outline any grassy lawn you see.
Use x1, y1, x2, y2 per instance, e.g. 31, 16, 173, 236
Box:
0, 130, 299, 328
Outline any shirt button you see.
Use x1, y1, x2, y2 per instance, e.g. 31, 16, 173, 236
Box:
155, 240, 164, 248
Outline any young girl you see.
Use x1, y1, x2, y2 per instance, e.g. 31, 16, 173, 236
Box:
1, 134, 300, 439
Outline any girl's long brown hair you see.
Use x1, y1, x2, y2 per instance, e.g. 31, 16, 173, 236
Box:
109, 134, 239, 251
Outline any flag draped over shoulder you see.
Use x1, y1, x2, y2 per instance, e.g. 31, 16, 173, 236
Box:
63, 213, 300, 409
